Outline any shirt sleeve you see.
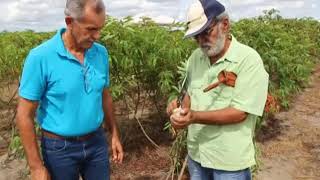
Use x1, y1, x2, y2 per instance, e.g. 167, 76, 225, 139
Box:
19, 51, 47, 101
230, 51, 269, 116
103, 47, 110, 88
186, 49, 199, 92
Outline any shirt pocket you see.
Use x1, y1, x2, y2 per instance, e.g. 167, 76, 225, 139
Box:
86, 67, 106, 93
91, 72, 106, 92
188, 80, 216, 111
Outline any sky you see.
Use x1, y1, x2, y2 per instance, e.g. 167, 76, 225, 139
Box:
0, 0, 319, 32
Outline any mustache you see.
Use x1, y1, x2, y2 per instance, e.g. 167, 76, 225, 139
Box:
200, 43, 213, 49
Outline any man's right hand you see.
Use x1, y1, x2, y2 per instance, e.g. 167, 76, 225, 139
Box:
166, 98, 178, 116
30, 166, 51, 180
166, 94, 191, 116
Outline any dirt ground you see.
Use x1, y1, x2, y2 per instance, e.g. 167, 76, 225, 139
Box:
0, 82, 174, 180
0, 65, 319, 180
255, 65, 320, 180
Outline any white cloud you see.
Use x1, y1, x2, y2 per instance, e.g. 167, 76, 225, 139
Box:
254, 1, 305, 12
132, 14, 175, 24
105, 0, 180, 18
106, 0, 140, 10
0, 0, 319, 32
0, 0, 62, 31
231, 0, 265, 6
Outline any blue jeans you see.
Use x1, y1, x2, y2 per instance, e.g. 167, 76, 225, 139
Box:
188, 156, 252, 180
41, 128, 110, 180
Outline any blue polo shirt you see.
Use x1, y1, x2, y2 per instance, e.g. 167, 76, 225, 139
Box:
19, 28, 110, 136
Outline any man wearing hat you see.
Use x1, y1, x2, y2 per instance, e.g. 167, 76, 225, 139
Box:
167, 0, 269, 179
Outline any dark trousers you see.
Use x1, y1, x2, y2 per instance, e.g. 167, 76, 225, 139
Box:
41, 128, 110, 180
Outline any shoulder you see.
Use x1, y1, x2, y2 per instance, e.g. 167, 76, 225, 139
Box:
27, 36, 57, 62
93, 42, 109, 56
91, 43, 109, 67
188, 48, 203, 65
190, 48, 203, 59
236, 41, 264, 67
32, 35, 57, 54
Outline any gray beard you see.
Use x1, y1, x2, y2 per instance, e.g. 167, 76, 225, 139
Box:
200, 31, 226, 57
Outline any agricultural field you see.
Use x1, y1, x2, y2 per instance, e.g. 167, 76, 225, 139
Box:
0, 11, 320, 179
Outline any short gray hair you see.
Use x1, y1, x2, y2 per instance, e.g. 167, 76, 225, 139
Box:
213, 11, 231, 35
64, 0, 105, 20
215, 11, 229, 22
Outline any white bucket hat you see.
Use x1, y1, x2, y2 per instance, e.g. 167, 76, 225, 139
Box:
185, 0, 225, 38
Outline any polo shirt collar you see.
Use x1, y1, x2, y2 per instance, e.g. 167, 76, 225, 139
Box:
54, 28, 96, 61
215, 35, 240, 64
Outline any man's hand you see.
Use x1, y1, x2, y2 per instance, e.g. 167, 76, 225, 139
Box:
166, 94, 191, 116
102, 88, 124, 164
166, 98, 178, 116
111, 134, 124, 164
30, 166, 50, 180
170, 108, 195, 129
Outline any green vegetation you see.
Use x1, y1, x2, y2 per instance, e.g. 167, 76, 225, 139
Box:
1, 10, 319, 176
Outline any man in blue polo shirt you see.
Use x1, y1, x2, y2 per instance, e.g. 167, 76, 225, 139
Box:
16, 0, 123, 180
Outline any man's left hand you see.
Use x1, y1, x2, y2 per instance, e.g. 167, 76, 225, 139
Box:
170, 108, 194, 129
111, 134, 124, 164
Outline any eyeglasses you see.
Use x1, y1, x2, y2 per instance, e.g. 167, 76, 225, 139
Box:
82, 65, 92, 93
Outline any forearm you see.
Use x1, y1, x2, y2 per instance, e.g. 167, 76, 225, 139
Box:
192, 107, 248, 125
16, 115, 42, 170
103, 90, 119, 136
104, 101, 118, 135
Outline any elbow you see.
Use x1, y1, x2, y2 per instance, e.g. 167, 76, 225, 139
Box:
15, 107, 23, 128
15, 97, 38, 130
15, 104, 30, 129
237, 112, 248, 123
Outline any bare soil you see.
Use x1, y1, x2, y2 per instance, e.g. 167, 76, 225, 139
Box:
255, 65, 320, 180
0, 65, 319, 180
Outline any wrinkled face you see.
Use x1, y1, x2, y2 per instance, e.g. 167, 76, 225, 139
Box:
68, 5, 105, 49
195, 19, 228, 57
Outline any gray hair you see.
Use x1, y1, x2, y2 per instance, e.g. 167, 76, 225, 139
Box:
214, 11, 231, 33
215, 11, 229, 22
64, 0, 105, 20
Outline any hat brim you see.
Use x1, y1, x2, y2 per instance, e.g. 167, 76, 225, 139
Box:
184, 18, 212, 39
